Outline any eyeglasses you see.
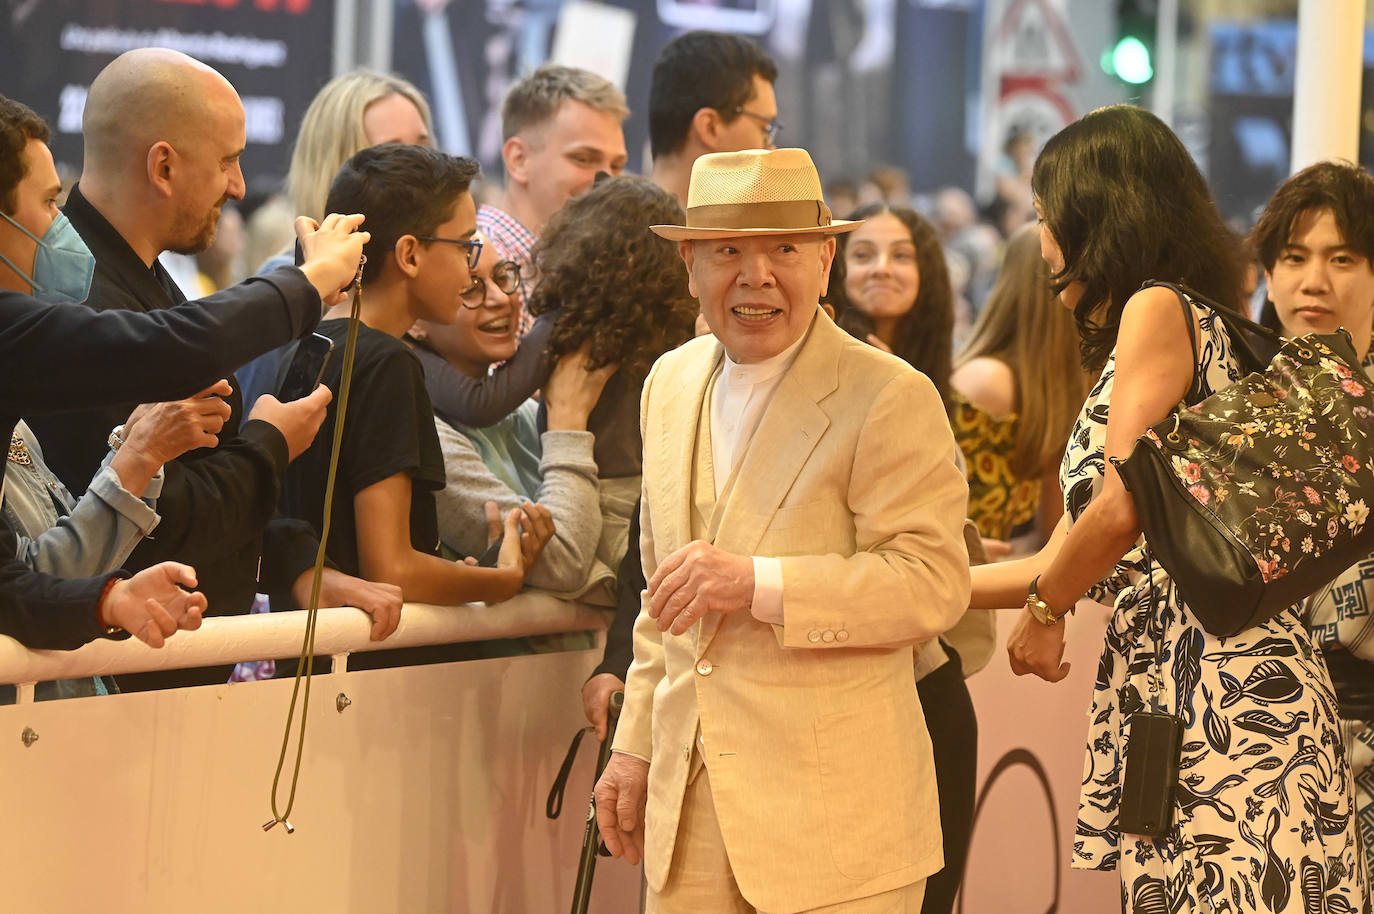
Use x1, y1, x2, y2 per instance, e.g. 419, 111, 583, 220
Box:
733, 107, 782, 147
458, 259, 523, 309
415, 235, 483, 269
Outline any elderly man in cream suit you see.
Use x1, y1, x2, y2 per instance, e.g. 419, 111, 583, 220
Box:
594, 148, 970, 914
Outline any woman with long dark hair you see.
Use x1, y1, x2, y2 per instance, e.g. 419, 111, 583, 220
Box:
827, 202, 955, 405
969, 106, 1367, 911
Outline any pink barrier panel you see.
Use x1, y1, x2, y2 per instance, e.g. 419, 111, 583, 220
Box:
960, 603, 1121, 913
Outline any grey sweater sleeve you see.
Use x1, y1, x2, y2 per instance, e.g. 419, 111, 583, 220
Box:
431, 418, 604, 594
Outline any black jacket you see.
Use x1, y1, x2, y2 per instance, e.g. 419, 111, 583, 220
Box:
0, 270, 321, 648
591, 501, 641, 682
26, 185, 322, 620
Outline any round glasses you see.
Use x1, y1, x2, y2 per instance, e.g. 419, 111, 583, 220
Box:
459, 259, 522, 309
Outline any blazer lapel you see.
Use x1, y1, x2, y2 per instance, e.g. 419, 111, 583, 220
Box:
695, 312, 842, 653
655, 341, 723, 556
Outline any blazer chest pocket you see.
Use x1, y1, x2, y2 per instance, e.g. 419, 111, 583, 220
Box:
758, 499, 852, 556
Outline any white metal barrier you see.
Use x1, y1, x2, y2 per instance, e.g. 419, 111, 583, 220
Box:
0, 592, 611, 695
0, 594, 643, 912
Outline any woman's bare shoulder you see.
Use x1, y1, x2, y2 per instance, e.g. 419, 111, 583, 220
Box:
950, 356, 1016, 417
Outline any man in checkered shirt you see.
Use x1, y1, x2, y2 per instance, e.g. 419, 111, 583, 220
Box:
479, 65, 628, 337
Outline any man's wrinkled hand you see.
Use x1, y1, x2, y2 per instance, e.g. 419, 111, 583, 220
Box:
646, 540, 753, 635
123, 380, 233, 464
594, 752, 649, 865
1006, 606, 1071, 682
582, 673, 626, 742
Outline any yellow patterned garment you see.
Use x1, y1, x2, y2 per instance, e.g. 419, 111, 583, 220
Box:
950, 391, 1039, 540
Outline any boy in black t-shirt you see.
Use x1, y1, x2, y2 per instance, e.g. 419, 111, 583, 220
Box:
281, 144, 551, 605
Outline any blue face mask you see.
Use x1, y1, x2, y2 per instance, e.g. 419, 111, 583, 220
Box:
0, 211, 96, 304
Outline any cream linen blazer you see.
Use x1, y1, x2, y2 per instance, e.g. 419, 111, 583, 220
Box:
614, 311, 971, 913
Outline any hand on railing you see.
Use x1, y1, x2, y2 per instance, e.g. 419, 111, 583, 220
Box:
99, 562, 206, 648
291, 567, 402, 641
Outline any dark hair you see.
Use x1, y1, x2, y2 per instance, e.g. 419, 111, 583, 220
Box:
648, 31, 778, 159
0, 95, 51, 214
1032, 105, 1243, 370
1249, 159, 1374, 272
325, 144, 479, 283
527, 176, 696, 381
827, 203, 955, 405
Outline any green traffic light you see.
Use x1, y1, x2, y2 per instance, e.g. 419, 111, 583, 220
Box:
1110, 35, 1154, 84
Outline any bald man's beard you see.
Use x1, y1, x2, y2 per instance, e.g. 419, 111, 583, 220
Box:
167, 198, 225, 255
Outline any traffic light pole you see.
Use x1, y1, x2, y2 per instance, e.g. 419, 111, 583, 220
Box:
1291, 0, 1365, 172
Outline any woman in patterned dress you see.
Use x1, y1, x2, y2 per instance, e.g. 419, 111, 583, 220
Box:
969, 105, 1370, 913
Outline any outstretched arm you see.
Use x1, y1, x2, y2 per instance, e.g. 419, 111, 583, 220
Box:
424, 312, 556, 427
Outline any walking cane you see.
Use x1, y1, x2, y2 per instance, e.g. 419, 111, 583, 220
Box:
570, 689, 624, 914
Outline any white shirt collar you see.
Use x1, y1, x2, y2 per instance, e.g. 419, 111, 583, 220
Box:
720, 325, 809, 388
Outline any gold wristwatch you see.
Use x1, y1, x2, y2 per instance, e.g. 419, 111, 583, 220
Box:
1025, 575, 1067, 626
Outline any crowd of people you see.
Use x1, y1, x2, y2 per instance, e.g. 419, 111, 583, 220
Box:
0, 25, 1370, 914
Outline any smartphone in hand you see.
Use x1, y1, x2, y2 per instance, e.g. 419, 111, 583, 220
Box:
278, 332, 335, 401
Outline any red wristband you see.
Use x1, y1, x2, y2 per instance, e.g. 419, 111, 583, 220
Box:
96, 577, 122, 635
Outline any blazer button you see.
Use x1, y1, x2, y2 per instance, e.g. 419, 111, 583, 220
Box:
683, 746, 691, 762
696, 660, 713, 676
835, 629, 850, 643
808, 630, 822, 642
821, 630, 835, 643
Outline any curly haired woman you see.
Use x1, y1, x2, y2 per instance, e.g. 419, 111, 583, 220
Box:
419, 175, 697, 571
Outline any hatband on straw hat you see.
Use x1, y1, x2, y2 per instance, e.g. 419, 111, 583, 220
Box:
650, 148, 862, 241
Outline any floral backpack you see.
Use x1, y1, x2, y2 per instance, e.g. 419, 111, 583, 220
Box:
1114, 282, 1374, 636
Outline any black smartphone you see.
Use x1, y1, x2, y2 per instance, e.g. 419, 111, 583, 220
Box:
476, 537, 504, 568
1118, 711, 1182, 837
278, 333, 334, 401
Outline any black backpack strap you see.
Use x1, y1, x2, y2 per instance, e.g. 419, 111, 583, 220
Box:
1141, 281, 1202, 398
1147, 281, 1199, 359
1141, 280, 1279, 377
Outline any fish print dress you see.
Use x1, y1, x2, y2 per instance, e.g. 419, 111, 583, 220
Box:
1063, 296, 1370, 913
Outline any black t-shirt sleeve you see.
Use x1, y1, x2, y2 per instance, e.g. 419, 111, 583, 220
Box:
337, 338, 446, 498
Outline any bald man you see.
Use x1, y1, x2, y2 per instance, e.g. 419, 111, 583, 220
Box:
25, 49, 402, 689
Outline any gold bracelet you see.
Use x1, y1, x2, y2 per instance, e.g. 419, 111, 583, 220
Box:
1025, 575, 1067, 626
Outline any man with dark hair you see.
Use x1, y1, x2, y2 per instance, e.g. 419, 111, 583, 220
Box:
281, 143, 550, 608
1251, 159, 1374, 281
1249, 162, 1374, 883
22, 50, 402, 689
0, 96, 49, 215
647, 30, 780, 206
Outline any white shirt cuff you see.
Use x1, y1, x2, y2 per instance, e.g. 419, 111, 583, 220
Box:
749, 556, 784, 623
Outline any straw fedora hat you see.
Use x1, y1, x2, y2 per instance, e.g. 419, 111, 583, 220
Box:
651, 148, 862, 241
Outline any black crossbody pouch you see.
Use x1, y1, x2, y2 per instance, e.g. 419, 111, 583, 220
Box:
1118, 710, 1182, 836
1118, 555, 1182, 839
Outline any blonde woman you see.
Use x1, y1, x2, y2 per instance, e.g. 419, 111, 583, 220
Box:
950, 223, 1090, 545
287, 70, 433, 226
